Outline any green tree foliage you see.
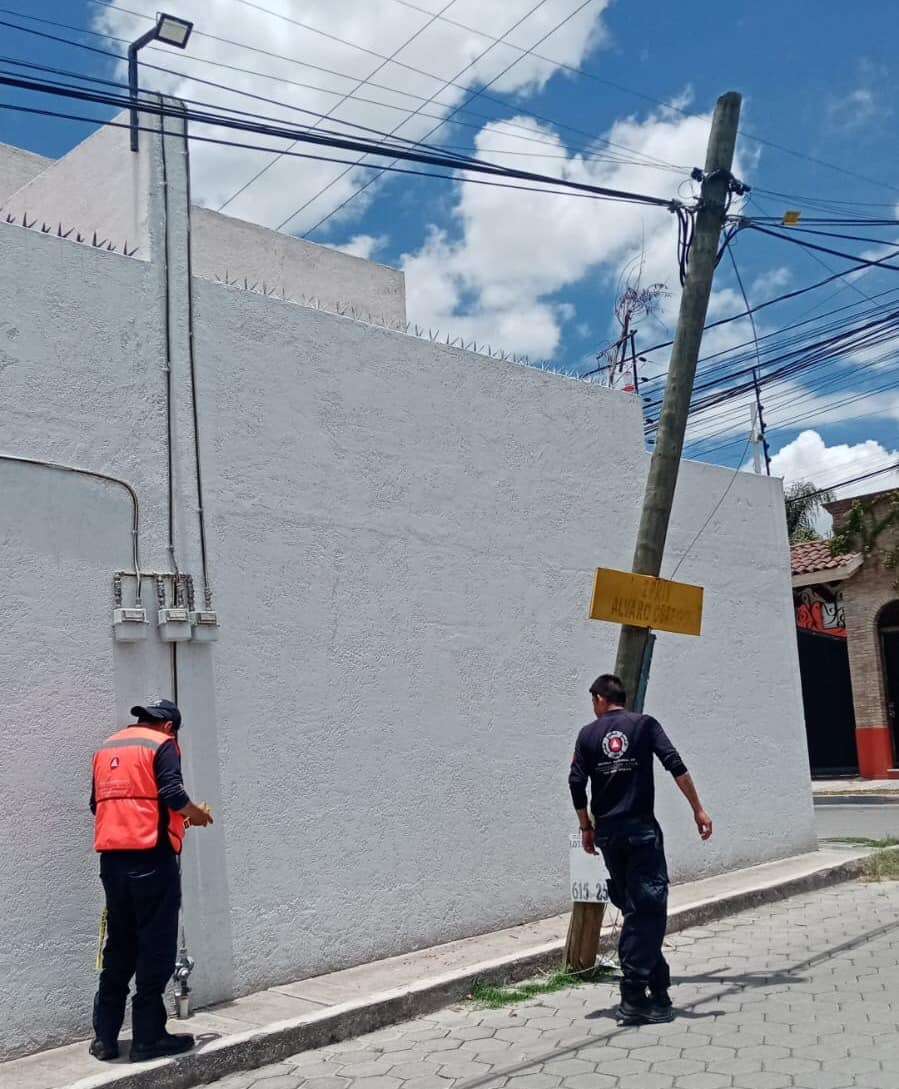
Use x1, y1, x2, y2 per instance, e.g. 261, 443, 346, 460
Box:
785, 481, 833, 543
830, 489, 899, 590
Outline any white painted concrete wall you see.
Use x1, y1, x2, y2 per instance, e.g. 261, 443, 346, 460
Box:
2, 113, 154, 258
195, 285, 814, 998
1, 114, 406, 321
0, 115, 814, 1057
0, 142, 51, 201
192, 208, 406, 323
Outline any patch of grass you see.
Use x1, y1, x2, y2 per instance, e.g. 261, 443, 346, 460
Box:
467, 964, 616, 1009
864, 846, 899, 881
824, 836, 899, 848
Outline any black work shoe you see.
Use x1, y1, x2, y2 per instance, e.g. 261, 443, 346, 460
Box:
130, 1033, 195, 1062
89, 1039, 119, 1061
646, 999, 675, 1023
616, 998, 652, 1025
651, 989, 673, 1009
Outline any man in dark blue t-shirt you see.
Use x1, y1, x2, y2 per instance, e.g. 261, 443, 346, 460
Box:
569, 673, 712, 1025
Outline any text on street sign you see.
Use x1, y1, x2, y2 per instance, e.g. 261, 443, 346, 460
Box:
569, 832, 610, 903
588, 567, 703, 636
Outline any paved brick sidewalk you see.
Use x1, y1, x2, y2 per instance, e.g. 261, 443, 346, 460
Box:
209, 880, 899, 1089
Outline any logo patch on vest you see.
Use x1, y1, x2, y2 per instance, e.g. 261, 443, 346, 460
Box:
602, 730, 629, 759
110, 756, 120, 769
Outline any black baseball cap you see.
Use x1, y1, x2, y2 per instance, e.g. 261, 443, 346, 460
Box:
131, 699, 182, 730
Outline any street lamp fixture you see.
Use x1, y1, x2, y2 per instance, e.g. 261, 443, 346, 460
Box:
128, 12, 194, 152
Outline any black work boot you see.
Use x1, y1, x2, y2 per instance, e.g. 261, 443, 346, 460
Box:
647, 991, 675, 1023
89, 1039, 120, 1061
616, 981, 651, 1025
649, 960, 674, 1021
130, 1032, 195, 1063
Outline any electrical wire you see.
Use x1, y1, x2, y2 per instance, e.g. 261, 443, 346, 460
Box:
646, 291, 899, 450
650, 284, 899, 394
746, 222, 899, 273
11, 10, 895, 441
85, 0, 686, 176
0, 73, 680, 209
588, 240, 899, 383
379, 0, 899, 199
0, 454, 144, 599
667, 432, 755, 579
17, 1, 899, 210
158, 100, 180, 581
687, 372, 899, 456
0, 95, 680, 209
284, 0, 595, 235
0, 54, 464, 157
685, 354, 899, 445
746, 195, 876, 310
181, 104, 214, 610
2, 51, 656, 199
0, 16, 570, 160
216, 0, 459, 213
286, 0, 573, 229
768, 224, 899, 249
784, 462, 899, 504
659, 313, 899, 429
666, 241, 760, 580
687, 379, 899, 461
0, 10, 685, 173
683, 320, 899, 428
656, 305, 899, 411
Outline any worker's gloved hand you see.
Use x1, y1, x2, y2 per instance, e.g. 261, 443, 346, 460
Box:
182, 802, 214, 828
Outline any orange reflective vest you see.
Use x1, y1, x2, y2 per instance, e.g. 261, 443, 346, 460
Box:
93, 726, 185, 854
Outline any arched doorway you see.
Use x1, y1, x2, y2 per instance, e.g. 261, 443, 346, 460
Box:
879, 600, 899, 755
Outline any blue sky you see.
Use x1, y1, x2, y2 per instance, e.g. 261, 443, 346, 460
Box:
2, 0, 897, 498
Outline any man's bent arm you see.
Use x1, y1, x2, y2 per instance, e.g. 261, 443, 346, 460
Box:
674, 772, 713, 840
569, 734, 596, 852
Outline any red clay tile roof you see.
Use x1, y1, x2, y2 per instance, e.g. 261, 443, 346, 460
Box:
790, 539, 861, 577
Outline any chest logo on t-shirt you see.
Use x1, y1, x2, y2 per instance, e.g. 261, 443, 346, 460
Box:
109, 756, 120, 769
602, 730, 629, 759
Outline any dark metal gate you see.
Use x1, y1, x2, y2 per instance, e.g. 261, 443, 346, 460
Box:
797, 628, 857, 775
879, 601, 899, 756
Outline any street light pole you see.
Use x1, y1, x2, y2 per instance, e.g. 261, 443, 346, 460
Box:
128, 13, 195, 152
128, 28, 159, 153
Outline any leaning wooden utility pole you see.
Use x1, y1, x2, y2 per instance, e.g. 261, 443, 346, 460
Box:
614, 90, 743, 704
565, 91, 742, 974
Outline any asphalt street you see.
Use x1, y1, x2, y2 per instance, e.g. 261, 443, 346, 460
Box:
815, 795, 899, 842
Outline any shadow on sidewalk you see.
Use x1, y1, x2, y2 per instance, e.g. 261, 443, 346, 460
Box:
585, 1005, 723, 1021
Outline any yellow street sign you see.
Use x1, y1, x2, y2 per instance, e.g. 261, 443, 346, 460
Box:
782, 210, 801, 226
589, 567, 704, 636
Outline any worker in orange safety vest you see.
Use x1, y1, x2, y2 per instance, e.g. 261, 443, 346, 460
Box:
89, 699, 213, 1063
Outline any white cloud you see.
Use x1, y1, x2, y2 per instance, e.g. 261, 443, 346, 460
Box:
333, 234, 388, 260
828, 88, 877, 131
751, 266, 790, 299
401, 105, 735, 356
94, 0, 613, 232
826, 59, 891, 132
771, 429, 899, 534
772, 430, 899, 494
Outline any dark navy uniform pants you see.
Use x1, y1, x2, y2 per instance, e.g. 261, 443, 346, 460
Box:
93, 853, 180, 1046
596, 817, 670, 1002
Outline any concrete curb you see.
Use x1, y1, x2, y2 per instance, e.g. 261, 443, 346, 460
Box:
814, 794, 899, 804
57, 851, 872, 1089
